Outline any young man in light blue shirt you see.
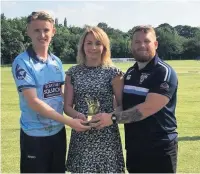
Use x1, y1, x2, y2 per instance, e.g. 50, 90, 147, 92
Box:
12, 11, 90, 173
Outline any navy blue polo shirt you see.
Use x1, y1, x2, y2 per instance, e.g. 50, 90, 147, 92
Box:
12, 46, 65, 136
123, 56, 178, 152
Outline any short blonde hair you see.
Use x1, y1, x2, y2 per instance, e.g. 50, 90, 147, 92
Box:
132, 25, 156, 39
77, 26, 112, 66
27, 11, 54, 24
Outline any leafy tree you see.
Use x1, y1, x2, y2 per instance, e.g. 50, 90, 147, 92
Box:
1, 13, 200, 64
156, 24, 184, 60
64, 17, 67, 27
97, 22, 108, 31
175, 25, 200, 38
1, 16, 25, 64
1, 28, 24, 64
55, 18, 59, 26
183, 33, 200, 59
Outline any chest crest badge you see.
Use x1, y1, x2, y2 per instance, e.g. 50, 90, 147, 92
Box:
126, 75, 131, 80
139, 73, 149, 84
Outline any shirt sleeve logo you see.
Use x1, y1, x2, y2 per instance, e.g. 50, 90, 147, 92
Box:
160, 82, 169, 91
43, 82, 62, 98
15, 64, 27, 80
54, 65, 60, 72
53, 64, 61, 74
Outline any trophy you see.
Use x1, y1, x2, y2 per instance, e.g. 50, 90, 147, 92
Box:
85, 95, 100, 122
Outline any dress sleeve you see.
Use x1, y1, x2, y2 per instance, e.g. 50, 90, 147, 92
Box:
110, 66, 124, 83
65, 66, 76, 85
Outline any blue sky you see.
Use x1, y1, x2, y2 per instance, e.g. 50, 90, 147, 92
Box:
1, 0, 200, 32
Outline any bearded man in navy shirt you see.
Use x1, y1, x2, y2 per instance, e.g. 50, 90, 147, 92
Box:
91, 25, 178, 173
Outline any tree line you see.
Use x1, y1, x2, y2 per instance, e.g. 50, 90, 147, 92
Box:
1, 13, 200, 64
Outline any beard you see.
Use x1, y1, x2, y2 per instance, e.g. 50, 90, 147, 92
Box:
132, 49, 155, 63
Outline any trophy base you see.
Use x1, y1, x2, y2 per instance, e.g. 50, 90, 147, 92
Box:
87, 115, 93, 121
81, 115, 93, 126
87, 115, 99, 123
81, 120, 100, 126
81, 115, 99, 126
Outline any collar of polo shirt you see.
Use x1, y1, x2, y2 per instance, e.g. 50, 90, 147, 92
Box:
26, 45, 54, 63
134, 55, 160, 71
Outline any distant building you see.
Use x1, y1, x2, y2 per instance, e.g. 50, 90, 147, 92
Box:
112, 58, 135, 62
196, 56, 200, 61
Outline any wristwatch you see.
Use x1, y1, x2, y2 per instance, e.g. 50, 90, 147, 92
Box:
111, 113, 117, 124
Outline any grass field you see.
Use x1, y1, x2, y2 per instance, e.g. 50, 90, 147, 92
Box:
1, 60, 200, 173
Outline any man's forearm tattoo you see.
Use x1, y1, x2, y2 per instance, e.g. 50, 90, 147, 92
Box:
113, 106, 123, 113
115, 107, 144, 124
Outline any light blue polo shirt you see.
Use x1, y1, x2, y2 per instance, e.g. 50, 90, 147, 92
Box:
12, 46, 65, 137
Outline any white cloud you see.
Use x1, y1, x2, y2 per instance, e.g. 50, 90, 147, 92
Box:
52, 2, 107, 27
1, 1, 199, 31
1, 1, 17, 8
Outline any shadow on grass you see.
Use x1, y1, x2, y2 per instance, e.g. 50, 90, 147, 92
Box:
178, 136, 200, 141
1, 128, 20, 131
3, 129, 200, 142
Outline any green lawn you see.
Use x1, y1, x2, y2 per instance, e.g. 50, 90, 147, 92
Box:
1, 60, 200, 173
